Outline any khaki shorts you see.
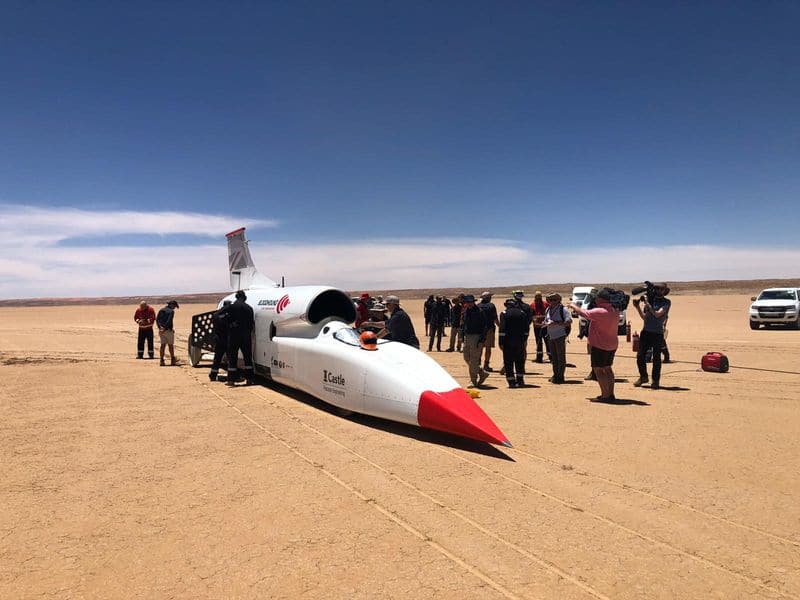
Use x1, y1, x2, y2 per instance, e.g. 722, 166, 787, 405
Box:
159, 329, 175, 345
484, 328, 496, 348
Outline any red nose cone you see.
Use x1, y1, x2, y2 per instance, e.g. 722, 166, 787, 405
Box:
417, 388, 511, 447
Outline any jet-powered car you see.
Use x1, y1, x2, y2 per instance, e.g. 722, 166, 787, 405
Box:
189, 228, 511, 448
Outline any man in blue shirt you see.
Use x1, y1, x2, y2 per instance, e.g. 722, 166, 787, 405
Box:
633, 283, 671, 389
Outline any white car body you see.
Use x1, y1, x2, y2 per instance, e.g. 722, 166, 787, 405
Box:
749, 288, 800, 329
189, 228, 511, 447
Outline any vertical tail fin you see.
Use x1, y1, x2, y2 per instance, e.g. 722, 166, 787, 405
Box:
226, 228, 278, 290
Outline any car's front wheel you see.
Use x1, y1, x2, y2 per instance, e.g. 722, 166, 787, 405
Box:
749, 320, 760, 330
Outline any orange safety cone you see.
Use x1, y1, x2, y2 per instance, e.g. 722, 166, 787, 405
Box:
632, 331, 640, 352
626, 320, 632, 342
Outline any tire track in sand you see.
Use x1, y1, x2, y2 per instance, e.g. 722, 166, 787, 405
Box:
227, 375, 794, 600
191, 374, 523, 600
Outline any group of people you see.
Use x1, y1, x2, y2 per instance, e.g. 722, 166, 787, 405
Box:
134, 299, 180, 366
356, 284, 672, 401
136, 282, 672, 401
134, 292, 257, 387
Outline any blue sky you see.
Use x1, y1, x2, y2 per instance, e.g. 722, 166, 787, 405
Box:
1, 2, 798, 298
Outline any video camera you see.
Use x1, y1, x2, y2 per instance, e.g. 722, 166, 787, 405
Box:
631, 281, 668, 307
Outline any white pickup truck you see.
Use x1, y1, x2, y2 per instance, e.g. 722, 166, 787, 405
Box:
749, 288, 800, 329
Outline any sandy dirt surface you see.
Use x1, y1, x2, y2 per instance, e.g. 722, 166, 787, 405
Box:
1, 295, 799, 599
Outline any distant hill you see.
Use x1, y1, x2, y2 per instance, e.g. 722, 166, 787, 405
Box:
1, 278, 797, 307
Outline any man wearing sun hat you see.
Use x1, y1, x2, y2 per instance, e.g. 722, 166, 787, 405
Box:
543, 293, 572, 384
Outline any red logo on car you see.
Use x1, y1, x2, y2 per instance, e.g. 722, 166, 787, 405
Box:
276, 294, 290, 314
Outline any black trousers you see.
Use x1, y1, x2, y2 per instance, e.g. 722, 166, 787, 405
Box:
137, 328, 154, 357
227, 332, 255, 382
637, 330, 664, 383
428, 322, 444, 350
502, 341, 526, 383
209, 334, 227, 379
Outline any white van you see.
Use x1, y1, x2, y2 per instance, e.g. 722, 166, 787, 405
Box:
571, 285, 627, 336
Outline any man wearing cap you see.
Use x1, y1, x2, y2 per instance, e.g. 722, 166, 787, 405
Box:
501, 290, 532, 374
361, 302, 387, 334
226, 290, 256, 386
355, 293, 371, 328
633, 283, 671, 389
478, 292, 499, 371
461, 295, 489, 387
530, 291, 549, 363
543, 293, 572, 384
156, 300, 180, 366
499, 297, 528, 388
134, 300, 156, 359
379, 296, 420, 348
570, 288, 620, 401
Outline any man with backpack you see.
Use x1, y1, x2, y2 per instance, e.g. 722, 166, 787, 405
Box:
543, 293, 572, 384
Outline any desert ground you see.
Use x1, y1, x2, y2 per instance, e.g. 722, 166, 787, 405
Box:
1, 293, 799, 599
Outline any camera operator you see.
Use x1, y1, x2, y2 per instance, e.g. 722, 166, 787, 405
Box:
632, 282, 671, 389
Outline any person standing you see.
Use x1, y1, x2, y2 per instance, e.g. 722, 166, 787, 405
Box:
226, 290, 256, 386
499, 297, 528, 388
446, 296, 463, 352
633, 283, 671, 389
530, 291, 549, 363
462, 295, 489, 387
134, 300, 156, 359
501, 290, 532, 375
379, 296, 420, 348
355, 293, 371, 328
543, 293, 571, 384
570, 289, 620, 401
427, 296, 447, 352
478, 292, 499, 372
156, 300, 180, 366
208, 300, 231, 382
423, 295, 435, 336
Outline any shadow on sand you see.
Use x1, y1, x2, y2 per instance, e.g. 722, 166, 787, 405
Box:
588, 396, 650, 406
255, 378, 515, 461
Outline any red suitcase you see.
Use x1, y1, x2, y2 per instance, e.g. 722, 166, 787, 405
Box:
701, 352, 729, 373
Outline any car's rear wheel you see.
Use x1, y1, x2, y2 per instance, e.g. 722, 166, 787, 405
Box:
749, 320, 760, 330
794, 316, 800, 330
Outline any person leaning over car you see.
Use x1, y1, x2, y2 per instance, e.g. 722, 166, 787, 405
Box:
570, 288, 619, 402
379, 296, 420, 348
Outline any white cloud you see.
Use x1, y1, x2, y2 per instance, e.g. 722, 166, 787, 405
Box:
0, 204, 276, 247
0, 205, 798, 299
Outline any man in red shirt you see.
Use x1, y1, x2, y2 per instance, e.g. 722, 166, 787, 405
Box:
134, 300, 156, 359
354, 293, 370, 328
529, 291, 549, 363
569, 288, 620, 402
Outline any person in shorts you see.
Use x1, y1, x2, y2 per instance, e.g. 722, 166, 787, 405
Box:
156, 300, 180, 366
570, 288, 619, 401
